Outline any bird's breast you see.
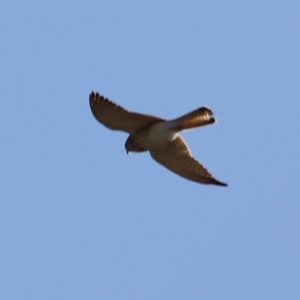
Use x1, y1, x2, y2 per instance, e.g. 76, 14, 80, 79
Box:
137, 122, 178, 150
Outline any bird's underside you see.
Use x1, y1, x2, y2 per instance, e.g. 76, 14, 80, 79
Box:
89, 92, 227, 187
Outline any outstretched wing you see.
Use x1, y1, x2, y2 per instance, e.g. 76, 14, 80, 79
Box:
89, 92, 164, 134
150, 136, 227, 186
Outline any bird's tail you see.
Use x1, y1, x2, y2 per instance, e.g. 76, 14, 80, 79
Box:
169, 107, 216, 132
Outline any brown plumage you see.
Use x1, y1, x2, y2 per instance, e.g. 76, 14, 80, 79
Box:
90, 92, 227, 187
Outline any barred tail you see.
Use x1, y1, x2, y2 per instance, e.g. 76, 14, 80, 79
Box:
169, 107, 216, 131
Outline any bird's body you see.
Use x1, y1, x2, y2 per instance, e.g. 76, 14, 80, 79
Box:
126, 122, 178, 152
89, 92, 227, 187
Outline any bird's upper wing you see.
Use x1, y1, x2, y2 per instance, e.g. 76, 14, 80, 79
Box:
90, 92, 164, 134
150, 136, 227, 186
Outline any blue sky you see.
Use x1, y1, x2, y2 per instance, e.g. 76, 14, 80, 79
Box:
1, 1, 300, 299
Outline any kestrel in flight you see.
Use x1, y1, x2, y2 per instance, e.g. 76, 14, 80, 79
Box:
89, 92, 227, 186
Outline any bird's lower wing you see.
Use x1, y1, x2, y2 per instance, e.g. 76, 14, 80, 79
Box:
150, 137, 227, 186
90, 92, 164, 134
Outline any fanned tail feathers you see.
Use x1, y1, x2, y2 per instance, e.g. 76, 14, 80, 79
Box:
169, 107, 216, 131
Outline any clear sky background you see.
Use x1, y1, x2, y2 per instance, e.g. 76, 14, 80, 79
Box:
1, 1, 300, 299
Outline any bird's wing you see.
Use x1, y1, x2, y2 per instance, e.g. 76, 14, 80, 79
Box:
150, 136, 227, 186
89, 92, 164, 134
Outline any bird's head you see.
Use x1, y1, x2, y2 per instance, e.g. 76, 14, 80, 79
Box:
125, 135, 146, 154
125, 136, 133, 154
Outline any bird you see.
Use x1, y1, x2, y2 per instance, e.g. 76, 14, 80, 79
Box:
89, 92, 227, 187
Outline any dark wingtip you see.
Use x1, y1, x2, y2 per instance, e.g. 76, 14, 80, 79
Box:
212, 179, 228, 187
89, 91, 96, 106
